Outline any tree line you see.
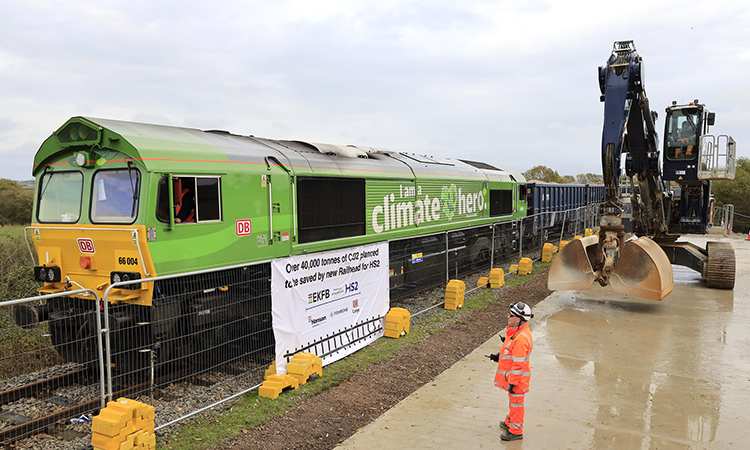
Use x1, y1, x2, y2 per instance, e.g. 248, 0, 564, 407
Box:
525, 159, 750, 233
0, 179, 33, 226
522, 165, 603, 184
1, 160, 747, 229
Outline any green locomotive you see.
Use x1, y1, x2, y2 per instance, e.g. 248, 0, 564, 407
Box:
20, 117, 526, 375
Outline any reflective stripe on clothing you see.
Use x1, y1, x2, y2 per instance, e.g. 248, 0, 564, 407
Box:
507, 392, 525, 434
494, 321, 533, 393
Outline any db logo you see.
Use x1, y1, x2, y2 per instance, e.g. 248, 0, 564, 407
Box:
77, 238, 95, 254
236, 219, 253, 236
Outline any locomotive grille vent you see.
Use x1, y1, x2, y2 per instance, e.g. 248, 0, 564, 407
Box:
458, 159, 502, 171
56, 122, 100, 146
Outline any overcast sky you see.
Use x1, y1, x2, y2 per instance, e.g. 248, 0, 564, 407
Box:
1, 0, 748, 181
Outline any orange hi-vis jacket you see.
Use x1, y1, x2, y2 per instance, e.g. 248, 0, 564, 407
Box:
494, 321, 533, 393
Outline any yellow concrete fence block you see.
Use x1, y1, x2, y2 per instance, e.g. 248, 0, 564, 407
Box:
489, 268, 505, 288
92, 398, 145, 437
477, 276, 490, 288
509, 264, 519, 274
559, 240, 570, 250
574, 235, 582, 240
287, 352, 323, 385
132, 429, 156, 448
518, 257, 533, 275
258, 374, 300, 399
444, 279, 466, 310
384, 307, 411, 337
92, 399, 155, 450
584, 228, 593, 237
265, 361, 276, 380
541, 243, 558, 262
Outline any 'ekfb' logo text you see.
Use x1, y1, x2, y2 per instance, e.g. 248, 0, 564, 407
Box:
77, 238, 95, 254
236, 219, 252, 236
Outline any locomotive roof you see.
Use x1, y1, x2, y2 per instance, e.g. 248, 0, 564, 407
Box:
34, 117, 524, 182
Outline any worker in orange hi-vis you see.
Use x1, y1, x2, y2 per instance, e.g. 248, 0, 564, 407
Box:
487, 302, 534, 441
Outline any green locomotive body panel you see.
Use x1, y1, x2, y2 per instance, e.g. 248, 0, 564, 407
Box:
32, 117, 526, 284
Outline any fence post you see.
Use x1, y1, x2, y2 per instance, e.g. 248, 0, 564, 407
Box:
490, 223, 496, 270
445, 231, 450, 284
519, 218, 524, 260
559, 211, 567, 247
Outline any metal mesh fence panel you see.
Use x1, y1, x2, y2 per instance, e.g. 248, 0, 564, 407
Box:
105, 263, 275, 408
0, 291, 104, 444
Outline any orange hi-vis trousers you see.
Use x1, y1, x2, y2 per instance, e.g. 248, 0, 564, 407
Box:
504, 393, 526, 435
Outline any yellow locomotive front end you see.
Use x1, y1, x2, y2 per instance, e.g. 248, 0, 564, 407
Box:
31, 224, 156, 305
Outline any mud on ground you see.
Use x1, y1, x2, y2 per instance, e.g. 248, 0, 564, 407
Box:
219, 271, 551, 450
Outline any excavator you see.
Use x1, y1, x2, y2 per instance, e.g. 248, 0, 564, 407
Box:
548, 40, 737, 300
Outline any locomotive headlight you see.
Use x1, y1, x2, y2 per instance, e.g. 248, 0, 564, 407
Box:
75, 152, 87, 167
34, 266, 61, 283
110, 271, 142, 290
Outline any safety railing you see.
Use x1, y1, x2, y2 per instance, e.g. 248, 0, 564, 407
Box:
699, 134, 736, 180
714, 204, 735, 234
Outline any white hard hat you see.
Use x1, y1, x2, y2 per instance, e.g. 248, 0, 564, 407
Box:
509, 302, 534, 321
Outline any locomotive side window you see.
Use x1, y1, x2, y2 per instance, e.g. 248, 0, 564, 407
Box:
90, 169, 141, 224
489, 189, 513, 217
297, 177, 365, 243
518, 184, 527, 200
37, 171, 83, 223
156, 176, 222, 224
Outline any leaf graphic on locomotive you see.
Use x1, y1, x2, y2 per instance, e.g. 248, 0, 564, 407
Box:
440, 184, 459, 220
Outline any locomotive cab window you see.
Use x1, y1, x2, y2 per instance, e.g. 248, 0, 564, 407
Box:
90, 168, 141, 224
37, 171, 83, 223
297, 177, 365, 243
489, 189, 513, 217
157, 176, 222, 224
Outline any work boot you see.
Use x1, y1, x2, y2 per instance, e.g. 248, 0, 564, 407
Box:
499, 420, 510, 431
500, 431, 523, 441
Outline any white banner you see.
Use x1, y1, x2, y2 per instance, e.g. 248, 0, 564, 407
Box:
271, 242, 389, 374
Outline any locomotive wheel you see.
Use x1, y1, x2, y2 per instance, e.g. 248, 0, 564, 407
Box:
705, 241, 735, 289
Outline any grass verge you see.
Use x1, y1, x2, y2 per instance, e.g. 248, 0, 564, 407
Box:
157, 261, 550, 450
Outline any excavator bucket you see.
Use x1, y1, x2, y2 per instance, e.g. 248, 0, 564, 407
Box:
548, 235, 674, 300
610, 237, 674, 300
548, 235, 599, 291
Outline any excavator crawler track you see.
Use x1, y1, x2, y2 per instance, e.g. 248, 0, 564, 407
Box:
705, 241, 735, 289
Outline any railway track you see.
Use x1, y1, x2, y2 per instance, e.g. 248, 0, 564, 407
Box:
0, 367, 95, 447
0, 366, 207, 447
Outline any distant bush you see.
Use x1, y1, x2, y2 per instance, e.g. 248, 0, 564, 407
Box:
0, 179, 33, 225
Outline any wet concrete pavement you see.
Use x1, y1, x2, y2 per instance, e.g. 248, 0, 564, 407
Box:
338, 235, 749, 449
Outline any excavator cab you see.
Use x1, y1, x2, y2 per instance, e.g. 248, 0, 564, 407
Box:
662, 101, 736, 234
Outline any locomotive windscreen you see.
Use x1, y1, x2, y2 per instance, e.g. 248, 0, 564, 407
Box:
297, 177, 366, 243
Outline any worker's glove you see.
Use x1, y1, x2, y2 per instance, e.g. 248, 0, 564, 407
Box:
485, 353, 499, 362
508, 384, 515, 394
500, 335, 506, 342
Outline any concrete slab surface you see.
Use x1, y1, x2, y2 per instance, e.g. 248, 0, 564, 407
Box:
338, 235, 749, 449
